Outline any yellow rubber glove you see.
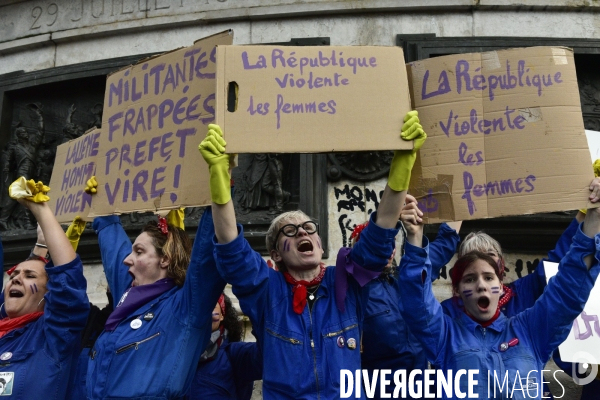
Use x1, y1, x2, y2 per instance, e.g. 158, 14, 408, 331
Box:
85, 176, 98, 194
166, 208, 185, 230
66, 216, 86, 251
387, 111, 427, 192
9, 177, 50, 202
199, 124, 231, 204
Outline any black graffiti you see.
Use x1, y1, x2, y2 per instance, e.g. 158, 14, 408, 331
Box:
334, 184, 384, 247
514, 258, 539, 279
334, 184, 365, 212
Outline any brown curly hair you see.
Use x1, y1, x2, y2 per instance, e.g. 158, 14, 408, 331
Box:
141, 221, 192, 287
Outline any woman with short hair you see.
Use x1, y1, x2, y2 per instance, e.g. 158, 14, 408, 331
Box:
199, 112, 426, 399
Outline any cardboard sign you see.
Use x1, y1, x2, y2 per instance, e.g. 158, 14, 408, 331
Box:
216, 45, 412, 153
89, 30, 233, 217
47, 129, 100, 223
544, 261, 600, 365
407, 47, 594, 222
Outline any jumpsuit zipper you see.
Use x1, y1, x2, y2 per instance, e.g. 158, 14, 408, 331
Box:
308, 297, 320, 400
115, 332, 161, 354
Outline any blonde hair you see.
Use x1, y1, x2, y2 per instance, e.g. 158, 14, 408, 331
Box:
459, 231, 503, 259
265, 210, 314, 253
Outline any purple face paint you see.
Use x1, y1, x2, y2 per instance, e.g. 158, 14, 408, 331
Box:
462, 290, 473, 297
33, 283, 38, 293
283, 239, 289, 252
491, 286, 500, 294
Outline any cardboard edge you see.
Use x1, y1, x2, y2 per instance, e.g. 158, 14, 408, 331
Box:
193, 29, 233, 45
216, 45, 227, 130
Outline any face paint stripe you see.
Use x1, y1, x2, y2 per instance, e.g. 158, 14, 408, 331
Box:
462, 290, 473, 297
283, 239, 289, 252
34, 283, 38, 293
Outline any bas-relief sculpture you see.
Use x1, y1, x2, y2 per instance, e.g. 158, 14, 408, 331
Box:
0, 102, 102, 231
237, 153, 290, 215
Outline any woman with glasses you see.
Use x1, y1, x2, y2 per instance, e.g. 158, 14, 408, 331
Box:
188, 293, 262, 399
198, 112, 427, 400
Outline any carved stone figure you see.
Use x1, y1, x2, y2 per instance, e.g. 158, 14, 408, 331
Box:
35, 148, 55, 187
61, 104, 85, 143
88, 103, 103, 129
0, 104, 45, 230
238, 153, 290, 215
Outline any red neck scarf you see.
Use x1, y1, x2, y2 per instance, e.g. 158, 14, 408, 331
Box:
283, 264, 326, 314
497, 284, 514, 309
0, 312, 44, 338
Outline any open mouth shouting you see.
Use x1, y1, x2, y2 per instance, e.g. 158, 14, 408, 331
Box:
9, 289, 24, 298
297, 240, 314, 254
477, 297, 490, 312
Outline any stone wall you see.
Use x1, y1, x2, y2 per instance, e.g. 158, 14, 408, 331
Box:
3, 1, 600, 75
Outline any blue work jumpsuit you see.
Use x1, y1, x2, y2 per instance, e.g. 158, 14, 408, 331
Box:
87, 208, 226, 399
213, 212, 399, 400
0, 256, 88, 399
399, 224, 600, 399
361, 223, 460, 399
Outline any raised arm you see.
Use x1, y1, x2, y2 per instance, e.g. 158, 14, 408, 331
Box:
397, 198, 447, 363
86, 176, 132, 301
179, 207, 226, 329
428, 222, 461, 281
376, 111, 427, 229
519, 206, 600, 361
399, 195, 460, 280
199, 124, 271, 343
198, 124, 237, 244
92, 215, 132, 302
20, 201, 75, 266
18, 198, 88, 361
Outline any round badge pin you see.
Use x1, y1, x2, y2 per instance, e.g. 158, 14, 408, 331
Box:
130, 319, 142, 330
347, 338, 357, 350
143, 312, 154, 321
0, 352, 12, 361
337, 336, 345, 348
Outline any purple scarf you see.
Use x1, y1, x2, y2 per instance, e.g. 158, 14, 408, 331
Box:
105, 278, 176, 331
335, 247, 380, 313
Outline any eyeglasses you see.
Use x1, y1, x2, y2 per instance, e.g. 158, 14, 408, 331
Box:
274, 221, 319, 249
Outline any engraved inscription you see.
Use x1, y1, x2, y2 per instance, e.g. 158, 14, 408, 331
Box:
30, 3, 59, 30
6, 0, 240, 43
